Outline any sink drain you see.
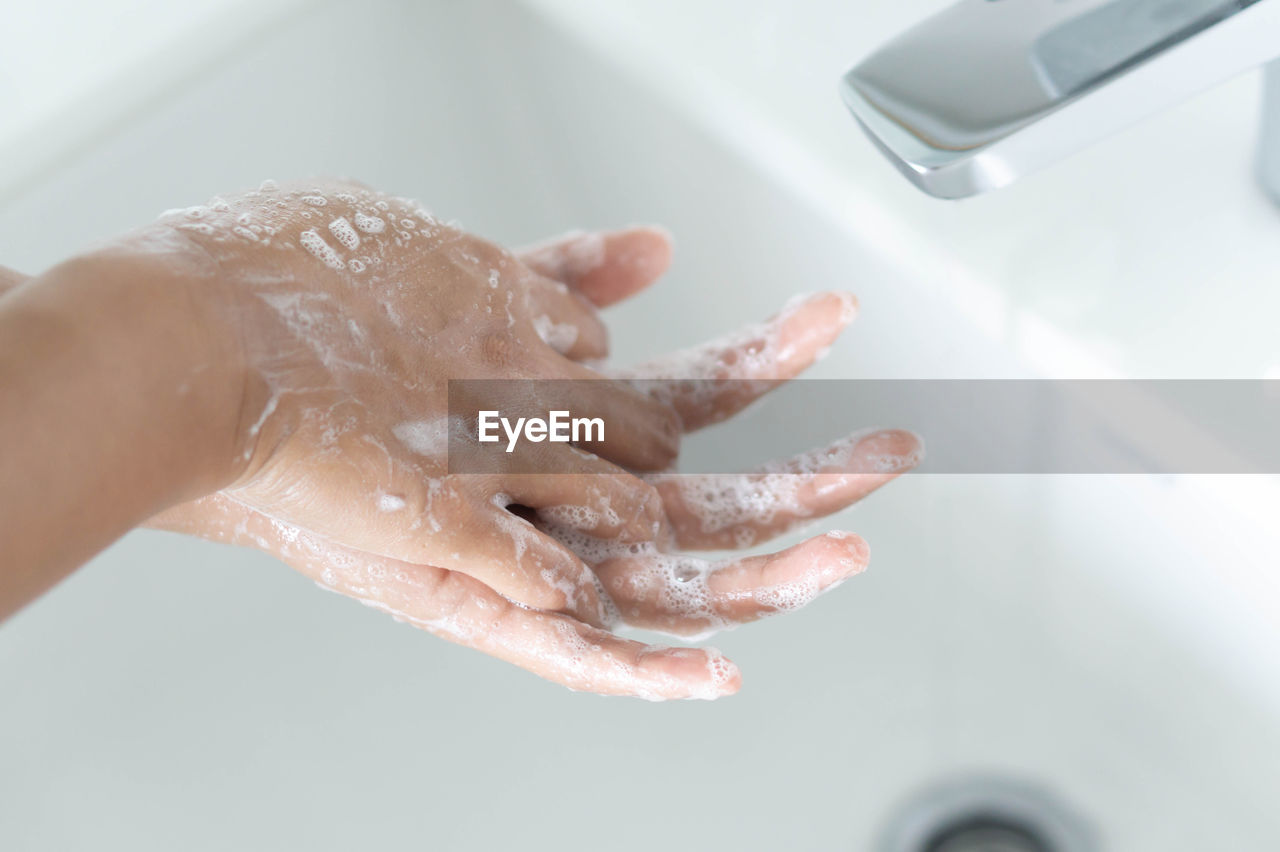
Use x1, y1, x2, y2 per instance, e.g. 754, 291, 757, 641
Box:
922, 815, 1050, 852
878, 774, 1098, 852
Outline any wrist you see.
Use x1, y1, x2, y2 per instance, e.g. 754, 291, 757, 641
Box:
50, 230, 253, 500
0, 237, 253, 606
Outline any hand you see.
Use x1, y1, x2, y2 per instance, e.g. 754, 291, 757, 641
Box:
155, 180, 684, 623
154, 212, 923, 699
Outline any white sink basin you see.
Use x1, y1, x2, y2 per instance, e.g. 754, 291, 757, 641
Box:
2, 1, 1277, 850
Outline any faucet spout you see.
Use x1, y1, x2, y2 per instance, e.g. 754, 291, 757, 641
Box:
841, 0, 1280, 199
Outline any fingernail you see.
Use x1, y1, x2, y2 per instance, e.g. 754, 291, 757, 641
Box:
852, 428, 926, 473
835, 291, 860, 324
698, 648, 741, 699
823, 530, 870, 575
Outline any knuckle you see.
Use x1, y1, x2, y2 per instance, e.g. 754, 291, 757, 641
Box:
479, 331, 521, 369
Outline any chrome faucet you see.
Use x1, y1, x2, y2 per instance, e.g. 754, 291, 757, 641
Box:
840, 0, 1280, 199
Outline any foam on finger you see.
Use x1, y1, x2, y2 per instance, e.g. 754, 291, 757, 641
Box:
614, 291, 857, 430
649, 428, 923, 549
538, 514, 870, 640
517, 227, 672, 307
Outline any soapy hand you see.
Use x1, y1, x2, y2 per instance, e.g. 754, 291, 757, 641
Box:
151, 180, 686, 622
147, 196, 922, 699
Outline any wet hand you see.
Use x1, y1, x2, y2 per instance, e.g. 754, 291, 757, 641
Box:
154, 180, 681, 622
153, 212, 923, 698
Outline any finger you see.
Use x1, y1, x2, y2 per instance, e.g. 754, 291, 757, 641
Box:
484, 448, 668, 544
162, 495, 738, 699
517, 226, 673, 308
540, 359, 682, 471
357, 564, 739, 700
435, 582, 741, 700
468, 497, 613, 627
453, 415, 671, 541
650, 428, 923, 550
617, 291, 858, 432
524, 272, 609, 359
593, 531, 869, 638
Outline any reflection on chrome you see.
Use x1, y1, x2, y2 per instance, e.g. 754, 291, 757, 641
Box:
841, 0, 1280, 199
